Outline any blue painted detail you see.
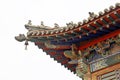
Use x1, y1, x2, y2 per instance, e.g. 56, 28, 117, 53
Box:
50, 23, 120, 45
96, 31, 106, 35
115, 13, 120, 18
89, 33, 100, 37
101, 19, 108, 24
108, 26, 117, 31
95, 21, 103, 27
88, 51, 103, 62
99, 29, 110, 33
115, 23, 120, 28
108, 16, 115, 22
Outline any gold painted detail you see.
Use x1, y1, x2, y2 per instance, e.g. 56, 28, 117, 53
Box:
44, 42, 56, 48
64, 44, 91, 79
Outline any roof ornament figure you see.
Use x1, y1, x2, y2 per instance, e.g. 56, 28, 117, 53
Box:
66, 21, 75, 29
99, 11, 104, 16
83, 19, 88, 24
73, 23, 78, 27
64, 44, 84, 64
88, 12, 98, 19
41, 21, 44, 26
28, 20, 32, 25
54, 23, 59, 28
15, 34, 26, 42
109, 5, 115, 10
40, 21, 45, 28
78, 22, 83, 26
116, 3, 120, 7
104, 8, 110, 13
15, 34, 29, 50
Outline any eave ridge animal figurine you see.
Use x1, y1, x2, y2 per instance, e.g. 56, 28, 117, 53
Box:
15, 34, 26, 42
25, 20, 53, 31
63, 44, 90, 79
15, 34, 29, 50
88, 12, 98, 21
64, 44, 87, 64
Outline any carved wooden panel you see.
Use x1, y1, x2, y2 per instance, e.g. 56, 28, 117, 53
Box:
97, 69, 120, 80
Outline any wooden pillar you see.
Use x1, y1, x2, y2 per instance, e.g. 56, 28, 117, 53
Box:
83, 65, 92, 80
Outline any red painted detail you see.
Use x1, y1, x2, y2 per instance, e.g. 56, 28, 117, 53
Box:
74, 28, 80, 32
35, 42, 44, 45
31, 8, 120, 38
49, 52, 56, 56
66, 31, 71, 34
97, 19, 105, 25
58, 33, 64, 36
67, 64, 74, 68
61, 59, 69, 65
83, 25, 91, 31
75, 35, 82, 39
90, 23, 98, 28
42, 47, 50, 50
117, 19, 120, 23
110, 13, 118, 19
39, 45, 71, 50
104, 16, 111, 22
55, 56, 63, 60
92, 30, 97, 34
71, 68, 76, 72
79, 29, 120, 50
117, 9, 120, 14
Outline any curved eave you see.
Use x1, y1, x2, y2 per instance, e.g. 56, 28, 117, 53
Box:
27, 6, 120, 38
26, 7, 120, 47
23, 3, 120, 75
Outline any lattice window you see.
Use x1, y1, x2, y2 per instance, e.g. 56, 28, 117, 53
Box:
97, 69, 120, 80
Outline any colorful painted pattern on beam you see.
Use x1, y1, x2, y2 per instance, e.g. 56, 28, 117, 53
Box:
90, 52, 120, 72
15, 3, 120, 79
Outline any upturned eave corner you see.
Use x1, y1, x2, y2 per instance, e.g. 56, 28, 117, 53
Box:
15, 2, 120, 80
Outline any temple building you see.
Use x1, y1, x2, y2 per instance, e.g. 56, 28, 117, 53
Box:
15, 3, 120, 80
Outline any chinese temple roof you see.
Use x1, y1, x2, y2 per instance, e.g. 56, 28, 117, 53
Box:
15, 3, 120, 74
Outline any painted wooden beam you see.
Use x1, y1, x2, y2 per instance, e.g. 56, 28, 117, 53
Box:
79, 29, 120, 50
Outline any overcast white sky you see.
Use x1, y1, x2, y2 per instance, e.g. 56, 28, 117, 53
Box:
0, 0, 120, 80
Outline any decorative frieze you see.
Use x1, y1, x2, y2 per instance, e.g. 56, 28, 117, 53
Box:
90, 52, 120, 72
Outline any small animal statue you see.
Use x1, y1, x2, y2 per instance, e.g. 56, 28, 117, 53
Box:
54, 23, 59, 28
89, 12, 97, 18
64, 44, 78, 60
40, 21, 44, 26
64, 44, 83, 64
78, 22, 83, 26
28, 20, 32, 25
66, 21, 74, 27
